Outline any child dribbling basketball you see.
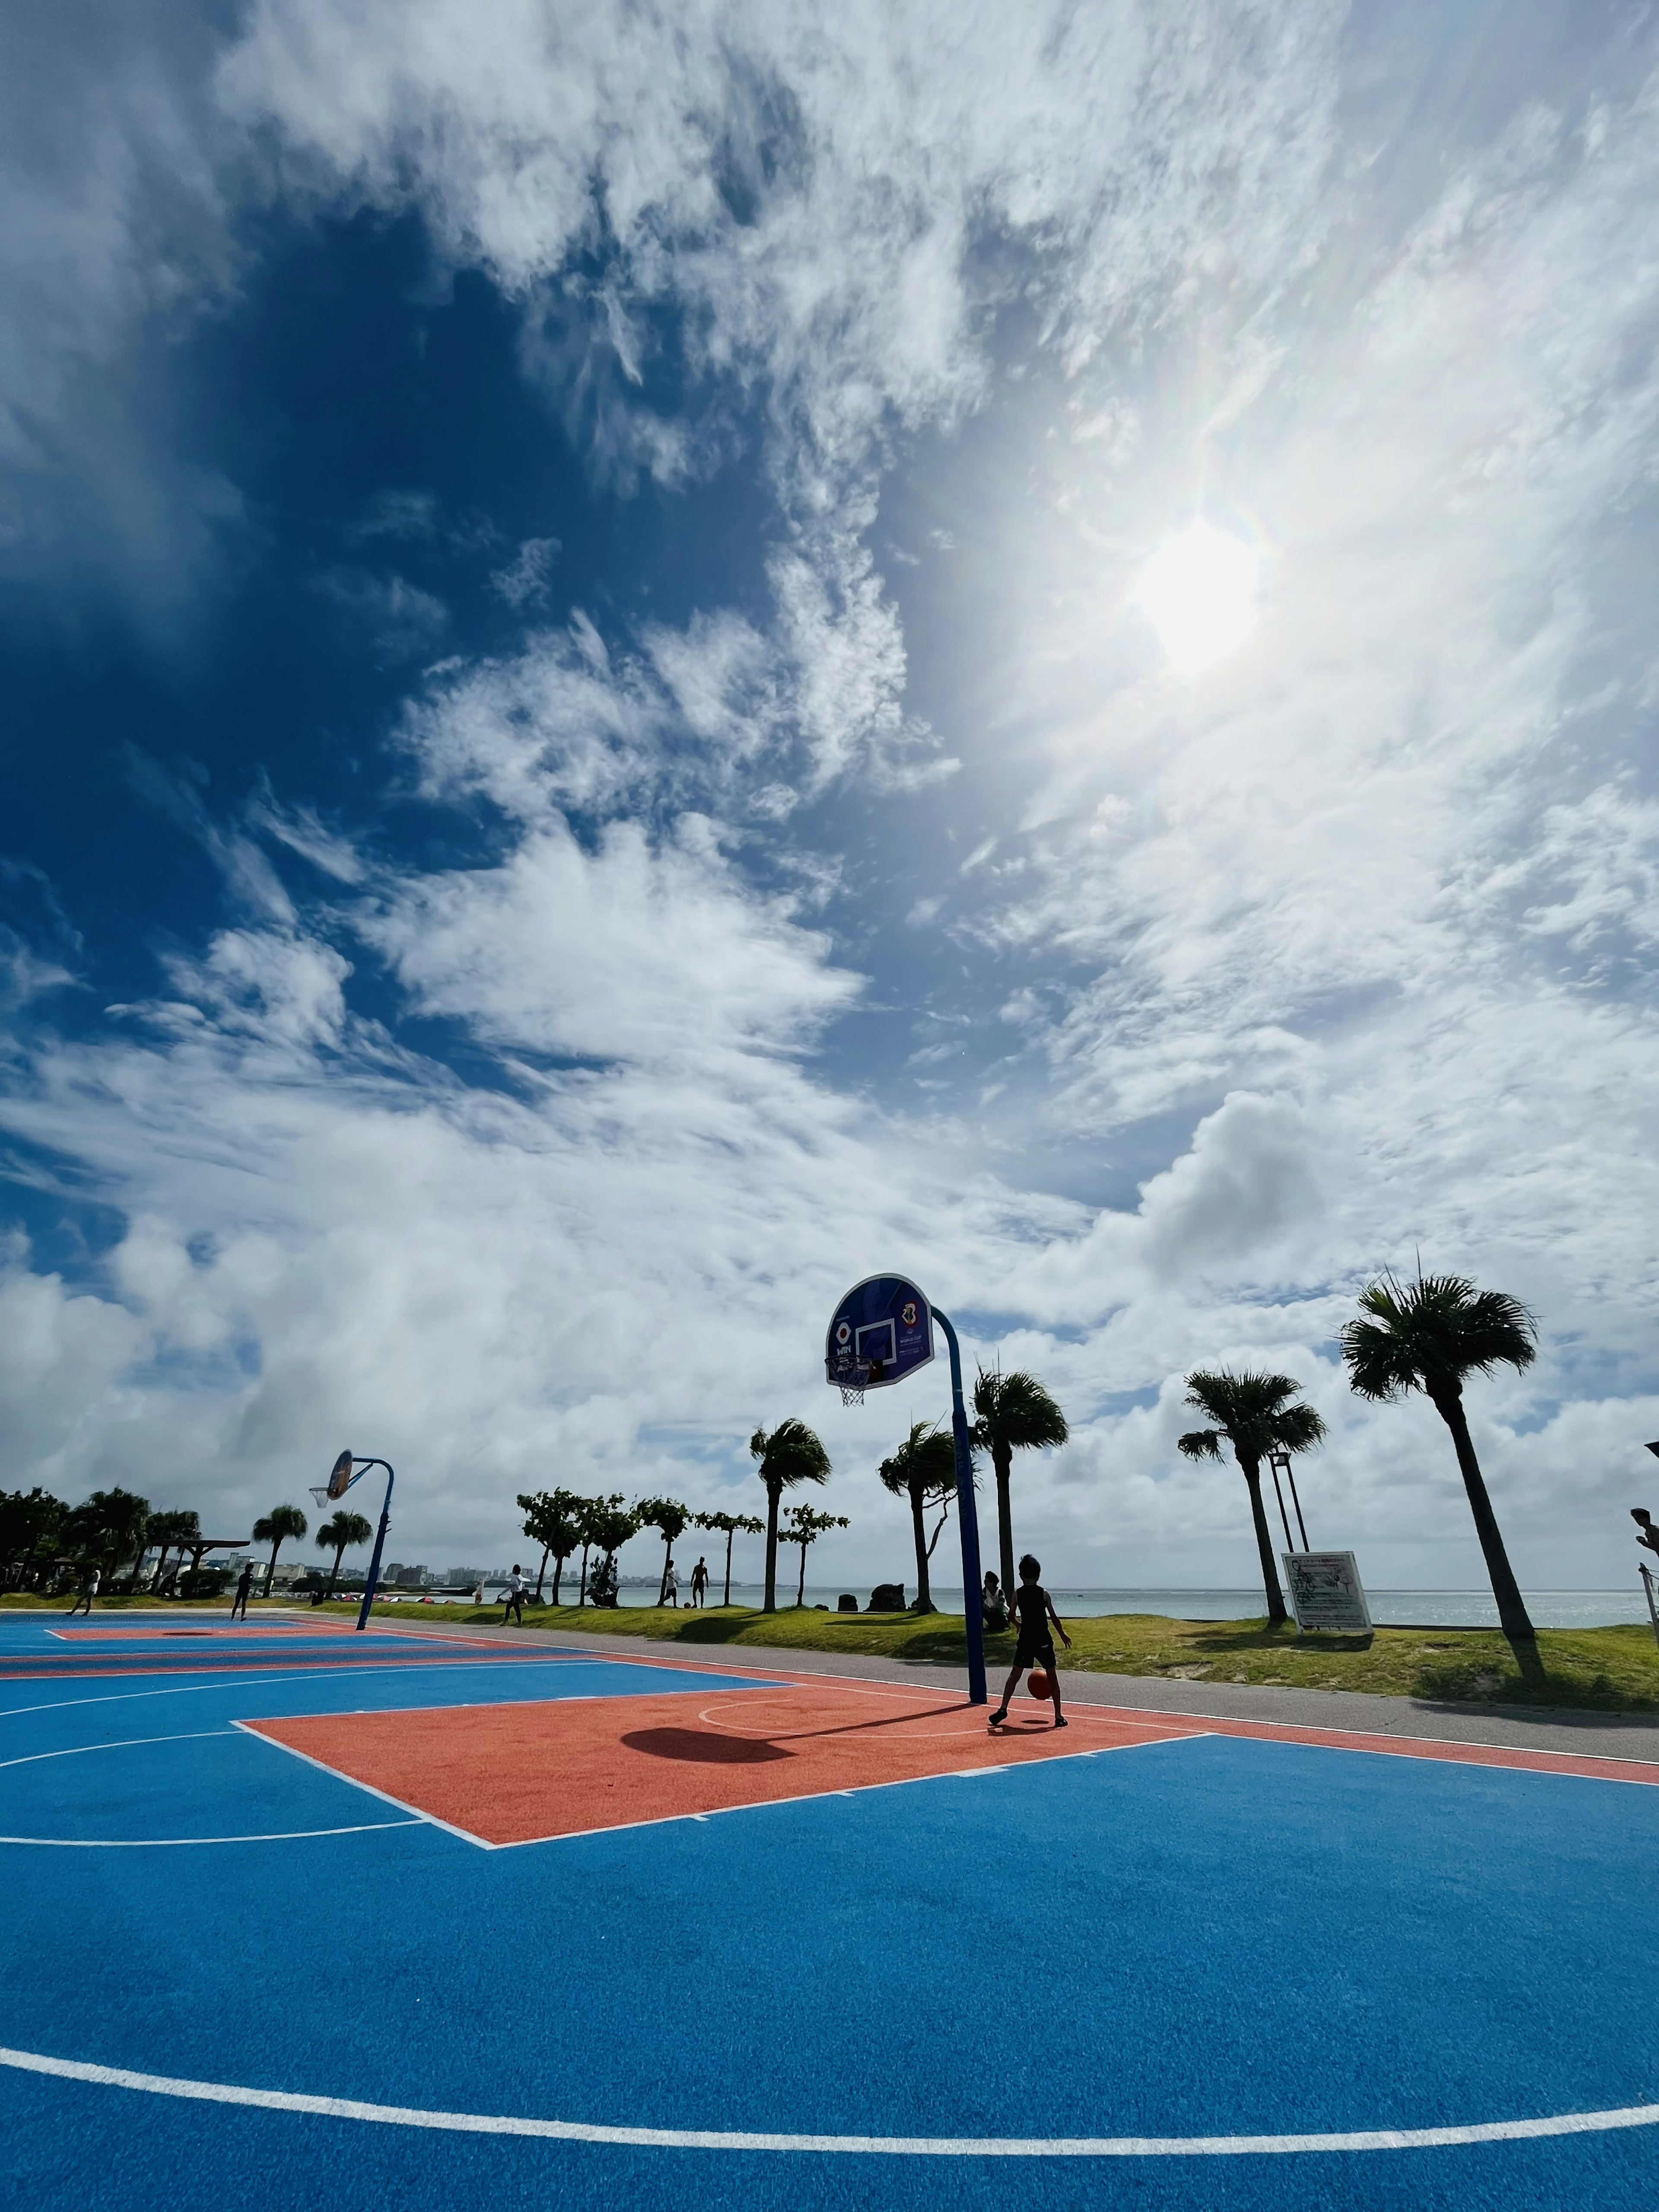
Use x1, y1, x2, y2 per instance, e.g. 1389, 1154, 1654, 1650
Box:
989, 1553, 1071, 1730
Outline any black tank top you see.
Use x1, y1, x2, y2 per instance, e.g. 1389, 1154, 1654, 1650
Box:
1012, 1583, 1050, 1637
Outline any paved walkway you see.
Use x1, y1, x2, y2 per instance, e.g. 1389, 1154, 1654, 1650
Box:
388, 1614, 1659, 1764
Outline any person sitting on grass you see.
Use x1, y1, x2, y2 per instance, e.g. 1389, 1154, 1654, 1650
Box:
981, 1570, 1009, 1631
502, 1565, 527, 1625
989, 1554, 1071, 1732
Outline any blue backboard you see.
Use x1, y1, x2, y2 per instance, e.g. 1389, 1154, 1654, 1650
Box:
824, 1274, 934, 1392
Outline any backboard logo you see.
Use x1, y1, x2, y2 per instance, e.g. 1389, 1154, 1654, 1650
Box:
900, 1302, 918, 1327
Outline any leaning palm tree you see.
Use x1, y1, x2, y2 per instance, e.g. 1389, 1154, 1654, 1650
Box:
750, 1419, 831, 1612
1177, 1371, 1326, 1627
878, 1422, 959, 1614
972, 1366, 1069, 1599
253, 1503, 308, 1597
315, 1510, 373, 1595
1341, 1271, 1539, 1662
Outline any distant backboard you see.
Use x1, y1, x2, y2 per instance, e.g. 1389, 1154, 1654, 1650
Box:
825, 1275, 934, 1398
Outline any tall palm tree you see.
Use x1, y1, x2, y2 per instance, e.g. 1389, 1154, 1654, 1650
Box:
972, 1366, 1069, 1600
62, 1488, 150, 1588
694, 1510, 765, 1606
144, 1509, 199, 1592
1178, 1371, 1326, 1627
750, 1419, 831, 1612
635, 1497, 691, 1604
878, 1421, 959, 1613
779, 1503, 850, 1607
315, 1510, 373, 1594
1341, 1271, 1539, 1660
253, 1503, 308, 1597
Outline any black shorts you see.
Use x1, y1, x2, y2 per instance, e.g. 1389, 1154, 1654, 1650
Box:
1016, 1635, 1056, 1672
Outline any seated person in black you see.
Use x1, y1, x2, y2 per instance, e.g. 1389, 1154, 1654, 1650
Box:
989, 1554, 1071, 1729
981, 1570, 1009, 1632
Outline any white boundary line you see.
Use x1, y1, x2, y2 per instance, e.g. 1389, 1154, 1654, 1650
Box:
1, 2044, 1655, 2157
0, 1821, 423, 1848
232, 1721, 489, 1850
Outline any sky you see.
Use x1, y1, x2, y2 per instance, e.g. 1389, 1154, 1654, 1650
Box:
2, 0, 1657, 1599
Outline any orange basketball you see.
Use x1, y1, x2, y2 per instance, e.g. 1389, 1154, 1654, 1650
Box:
1027, 1669, 1052, 1700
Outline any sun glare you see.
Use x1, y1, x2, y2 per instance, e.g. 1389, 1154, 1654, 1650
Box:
1133, 522, 1261, 677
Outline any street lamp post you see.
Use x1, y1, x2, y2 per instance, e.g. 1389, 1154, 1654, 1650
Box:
310, 1451, 396, 1632
1267, 1447, 1309, 1553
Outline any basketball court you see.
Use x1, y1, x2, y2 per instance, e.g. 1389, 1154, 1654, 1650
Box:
3, 1602, 1658, 2211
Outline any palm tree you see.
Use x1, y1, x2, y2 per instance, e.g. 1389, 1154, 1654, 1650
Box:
253, 1503, 308, 1597
1341, 1271, 1539, 1662
779, 1502, 850, 1607
750, 1419, 832, 1612
144, 1509, 199, 1593
315, 1510, 373, 1594
635, 1497, 691, 1604
972, 1365, 1069, 1601
1178, 1371, 1326, 1627
518, 1488, 585, 1602
62, 1488, 150, 1588
878, 1422, 960, 1613
694, 1510, 765, 1606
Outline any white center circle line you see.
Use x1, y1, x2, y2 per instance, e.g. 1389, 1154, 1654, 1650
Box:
0, 2046, 1653, 2157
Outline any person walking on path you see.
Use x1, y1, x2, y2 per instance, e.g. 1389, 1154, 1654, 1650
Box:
66, 1564, 100, 1617
690, 1555, 709, 1608
988, 1554, 1071, 1731
230, 1563, 253, 1620
502, 1565, 527, 1625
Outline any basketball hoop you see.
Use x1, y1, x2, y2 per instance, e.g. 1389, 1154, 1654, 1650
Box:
308, 1487, 331, 1508
839, 1365, 871, 1408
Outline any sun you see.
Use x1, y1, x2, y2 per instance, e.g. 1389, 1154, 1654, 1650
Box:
1133, 522, 1261, 677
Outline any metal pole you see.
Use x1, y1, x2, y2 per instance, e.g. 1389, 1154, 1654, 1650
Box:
1267, 1457, 1294, 1554
931, 1309, 986, 1705
1642, 1565, 1659, 1655
1280, 1456, 1310, 1551
355, 1461, 395, 1633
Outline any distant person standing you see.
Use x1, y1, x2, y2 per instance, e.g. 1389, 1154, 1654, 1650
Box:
230, 1563, 253, 1621
690, 1556, 709, 1608
988, 1554, 1071, 1731
502, 1565, 527, 1625
662, 1559, 680, 1608
66, 1564, 100, 1617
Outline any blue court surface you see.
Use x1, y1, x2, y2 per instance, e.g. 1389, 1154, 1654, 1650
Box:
2, 1609, 1657, 2210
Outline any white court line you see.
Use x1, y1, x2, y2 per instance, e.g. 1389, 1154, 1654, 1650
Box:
0, 1821, 423, 1848
233, 1722, 488, 1850
1, 2044, 1655, 2157
0, 1658, 613, 1723
0, 1731, 232, 1772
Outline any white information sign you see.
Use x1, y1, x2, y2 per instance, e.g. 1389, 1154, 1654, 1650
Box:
1282, 1551, 1372, 1633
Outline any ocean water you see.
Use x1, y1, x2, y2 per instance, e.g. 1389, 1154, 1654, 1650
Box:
616, 1581, 1655, 1631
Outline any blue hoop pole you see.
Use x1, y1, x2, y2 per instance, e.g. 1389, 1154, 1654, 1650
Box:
350, 1460, 396, 1633
931, 1308, 987, 1704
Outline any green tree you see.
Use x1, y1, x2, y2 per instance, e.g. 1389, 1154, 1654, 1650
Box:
779, 1502, 850, 1608
315, 1510, 373, 1594
1341, 1271, 1540, 1665
145, 1509, 200, 1592
61, 1488, 150, 1586
0, 1487, 66, 1587
694, 1509, 765, 1606
252, 1503, 308, 1597
575, 1493, 625, 1607
878, 1421, 960, 1614
585, 1499, 641, 1608
750, 1419, 832, 1613
1177, 1371, 1327, 1627
972, 1366, 1069, 1601
518, 1488, 586, 1603
634, 1497, 691, 1604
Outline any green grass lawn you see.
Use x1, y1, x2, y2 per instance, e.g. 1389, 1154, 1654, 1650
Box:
10, 1586, 1655, 1713
266, 1593, 1659, 1714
